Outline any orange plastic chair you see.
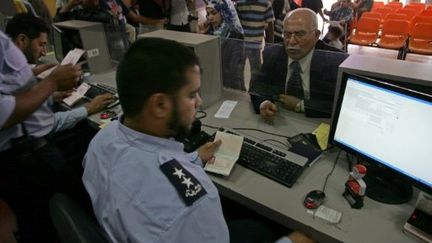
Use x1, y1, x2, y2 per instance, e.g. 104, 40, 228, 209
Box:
407, 3, 426, 11
408, 23, 432, 55
377, 19, 410, 49
419, 10, 432, 17
410, 16, 432, 31
385, 13, 407, 21
396, 8, 419, 20
372, 1, 385, 11
349, 17, 381, 46
362, 12, 382, 19
385, 2, 403, 12
373, 7, 393, 20
404, 5, 424, 14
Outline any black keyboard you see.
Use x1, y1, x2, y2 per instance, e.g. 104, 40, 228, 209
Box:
216, 128, 308, 188
84, 83, 119, 108
84, 83, 117, 99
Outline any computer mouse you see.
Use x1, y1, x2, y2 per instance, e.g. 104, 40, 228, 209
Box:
303, 190, 326, 209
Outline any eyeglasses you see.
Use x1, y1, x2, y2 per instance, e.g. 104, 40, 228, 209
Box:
282, 30, 317, 40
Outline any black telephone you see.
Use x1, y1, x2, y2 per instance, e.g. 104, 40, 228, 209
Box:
176, 119, 212, 153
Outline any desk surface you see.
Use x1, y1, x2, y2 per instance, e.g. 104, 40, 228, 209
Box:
87, 70, 418, 243
201, 89, 418, 243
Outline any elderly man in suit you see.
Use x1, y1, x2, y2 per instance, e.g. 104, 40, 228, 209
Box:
249, 8, 348, 119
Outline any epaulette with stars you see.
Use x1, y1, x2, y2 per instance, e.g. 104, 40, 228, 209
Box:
160, 159, 207, 206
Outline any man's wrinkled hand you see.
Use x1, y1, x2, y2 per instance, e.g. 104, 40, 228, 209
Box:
259, 100, 278, 123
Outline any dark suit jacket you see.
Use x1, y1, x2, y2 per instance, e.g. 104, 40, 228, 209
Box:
249, 44, 348, 118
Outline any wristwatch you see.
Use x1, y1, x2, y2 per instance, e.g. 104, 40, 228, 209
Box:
294, 100, 302, 113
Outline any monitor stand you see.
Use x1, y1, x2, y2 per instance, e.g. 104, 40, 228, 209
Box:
363, 166, 413, 204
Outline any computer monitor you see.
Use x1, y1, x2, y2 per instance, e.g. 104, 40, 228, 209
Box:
52, 20, 113, 74
138, 30, 222, 109
329, 73, 432, 204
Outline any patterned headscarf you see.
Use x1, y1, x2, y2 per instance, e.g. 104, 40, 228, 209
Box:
206, 0, 244, 34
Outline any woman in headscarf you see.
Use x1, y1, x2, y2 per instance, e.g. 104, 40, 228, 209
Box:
198, 0, 246, 91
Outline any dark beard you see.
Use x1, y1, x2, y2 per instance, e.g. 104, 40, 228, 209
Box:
169, 101, 192, 140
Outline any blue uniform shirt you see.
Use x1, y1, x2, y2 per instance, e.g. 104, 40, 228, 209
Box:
0, 31, 54, 151
83, 120, 230, 243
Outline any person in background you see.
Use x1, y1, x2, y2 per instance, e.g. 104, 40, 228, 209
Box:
136, 0, 169, 33
301, 0, 325, 22
198, 0, 245, 90
6, 13, 114, 133
249, 8, 348, 119
323, 0, 353, 24
353, 0, 373, 19
168, 0, 191, 32
325, 23, 343, 50
0, 29, 80, 242
273, 0, 300, 43
236, 0, 275, 89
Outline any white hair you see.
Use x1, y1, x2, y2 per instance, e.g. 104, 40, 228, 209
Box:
285, 8, 319, 30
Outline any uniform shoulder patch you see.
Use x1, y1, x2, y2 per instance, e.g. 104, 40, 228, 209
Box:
160, 159, 207, 206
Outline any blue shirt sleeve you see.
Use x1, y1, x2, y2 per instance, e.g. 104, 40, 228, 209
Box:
51, 106, 88, 132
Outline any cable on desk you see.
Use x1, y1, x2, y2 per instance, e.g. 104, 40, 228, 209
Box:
196, 110, 207, 120
231, 127, 291, 139
322, 150, 342, 193
202, 123, 221, 130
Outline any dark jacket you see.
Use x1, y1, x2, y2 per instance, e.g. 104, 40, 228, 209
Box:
249, 44, 348, 117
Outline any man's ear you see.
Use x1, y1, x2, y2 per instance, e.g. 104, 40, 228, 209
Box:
15, 33, 29, 50
147, 93, 172, 119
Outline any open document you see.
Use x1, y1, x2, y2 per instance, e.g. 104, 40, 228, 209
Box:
37, 48, 85, 79
204, 131, 244, 176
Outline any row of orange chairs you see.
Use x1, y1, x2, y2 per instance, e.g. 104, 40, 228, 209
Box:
362, 11, 432, 29
349, 18, 432, 58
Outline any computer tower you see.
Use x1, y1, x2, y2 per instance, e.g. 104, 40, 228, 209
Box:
138, 30, 222, 109
53, 20, 113, 74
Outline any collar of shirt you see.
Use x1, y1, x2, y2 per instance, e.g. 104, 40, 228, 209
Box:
116, 119, 200, 164
286, 48, 314, 99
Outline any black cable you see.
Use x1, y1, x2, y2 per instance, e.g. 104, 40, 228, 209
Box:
231, 127, 291, 139
322, 150, 342, 193
202, 123, 221, 130
196, 110, 207, 119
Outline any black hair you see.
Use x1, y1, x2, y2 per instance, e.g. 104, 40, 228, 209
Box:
116, 37, 201, 117
328, 24, 343, 38
5, 13, 50, 41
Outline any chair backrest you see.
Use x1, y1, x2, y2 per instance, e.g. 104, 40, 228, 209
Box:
372, 1, 385, 11
403, 5, 424, 14
49, 194, 110, 243
410, 16, 432, 30
385, 2, 403, 12
385, 13, 407, 21
362, 12, 382, 19
356, 17, 381, 33
410, 22, 432, 39
381, 19, 410, 36
396, 8, 419, 20
406, 3, 425, 11
419, 10, 432, 17
373, 7, 393, 19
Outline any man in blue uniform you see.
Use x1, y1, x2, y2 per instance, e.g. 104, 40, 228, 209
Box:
0, 29, 81, 242
83, 38, 314, 243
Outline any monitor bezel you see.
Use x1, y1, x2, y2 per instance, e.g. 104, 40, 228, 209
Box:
329, 72, 432, 196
